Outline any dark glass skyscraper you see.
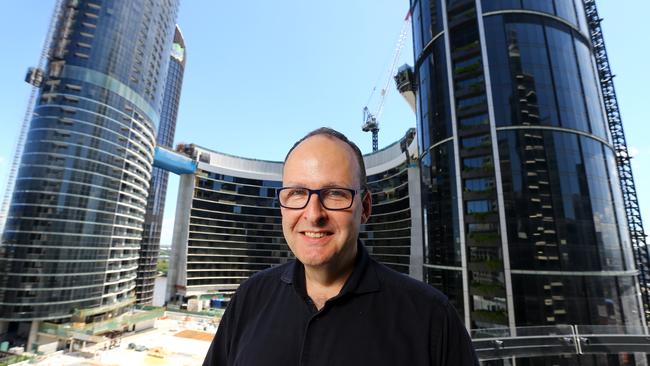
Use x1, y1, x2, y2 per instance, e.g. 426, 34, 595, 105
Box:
411, 0, 643, 351
136, 25, 186, 305
0, 0, 179, 343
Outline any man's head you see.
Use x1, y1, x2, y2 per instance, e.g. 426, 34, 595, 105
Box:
284, 127, 367, 190
281, 128, 372, 270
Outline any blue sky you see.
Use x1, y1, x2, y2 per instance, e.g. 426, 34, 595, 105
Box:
0, 1, 648, 247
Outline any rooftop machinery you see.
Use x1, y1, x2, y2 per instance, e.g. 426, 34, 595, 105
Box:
362, 10, 411, 152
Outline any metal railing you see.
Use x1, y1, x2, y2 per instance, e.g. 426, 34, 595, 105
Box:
472, 324, 650, 360
39, 307, 164, 338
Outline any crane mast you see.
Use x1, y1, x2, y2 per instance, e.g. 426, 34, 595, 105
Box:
362, 107, 379, 152
362, 11, 411, 152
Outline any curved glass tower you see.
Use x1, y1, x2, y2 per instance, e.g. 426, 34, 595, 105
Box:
412, 0, 643, 342
0, 0, 179, 330
136, 25, 186, 304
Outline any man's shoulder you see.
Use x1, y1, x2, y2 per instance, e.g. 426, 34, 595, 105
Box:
370, 259, 449, 308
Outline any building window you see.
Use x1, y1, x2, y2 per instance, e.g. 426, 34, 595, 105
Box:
463, 156, 492, 171
459, 114, 489, 129
466, 200, 495, 214
468, 223, 496, 233
464, 178, 494, 192
461, 134, 491, 150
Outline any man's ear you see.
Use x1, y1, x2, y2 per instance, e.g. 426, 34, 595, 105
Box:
361, 189, 372, 224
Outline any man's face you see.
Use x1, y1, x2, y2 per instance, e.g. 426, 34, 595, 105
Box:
281, 135, 371, 269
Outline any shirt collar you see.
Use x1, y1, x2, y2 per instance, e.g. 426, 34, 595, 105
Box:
280, 241, 381, 297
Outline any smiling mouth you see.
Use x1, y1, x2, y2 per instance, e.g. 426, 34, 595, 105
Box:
302, 231, 330, 238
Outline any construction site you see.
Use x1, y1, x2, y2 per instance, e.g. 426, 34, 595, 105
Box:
7, 310, 219, 366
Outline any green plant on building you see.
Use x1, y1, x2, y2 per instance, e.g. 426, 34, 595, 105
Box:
470, 282, 505, 298
455, 40, 480, 53
472, 309, 508, 325
468, 231, 500, 243
466, 210, 495, 221
454, 61, 481, 76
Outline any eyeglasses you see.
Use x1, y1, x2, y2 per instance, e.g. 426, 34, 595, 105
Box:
277, 187, 362, 210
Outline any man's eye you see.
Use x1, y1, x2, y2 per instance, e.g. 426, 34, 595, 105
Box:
287, 189, 307, 197
325, 189, 348, 199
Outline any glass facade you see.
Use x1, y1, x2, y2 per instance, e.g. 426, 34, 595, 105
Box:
186, 170, 287, 295
166, 144, 287, 303
136, 26, 186, 304
411, 0, 643, 352
363, 162, 412, 273
0, 0, 179, 322
168, 132, 421, 305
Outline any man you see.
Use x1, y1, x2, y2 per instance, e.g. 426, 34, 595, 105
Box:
203, 128, 478, 365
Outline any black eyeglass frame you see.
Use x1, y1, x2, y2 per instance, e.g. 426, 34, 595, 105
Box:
277, 187, 364, 210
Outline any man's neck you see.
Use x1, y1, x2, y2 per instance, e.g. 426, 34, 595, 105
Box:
303, 247, 357, 310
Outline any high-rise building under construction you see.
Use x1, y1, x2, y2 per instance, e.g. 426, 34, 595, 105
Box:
0, 0, 179, 346
136, 25, 186, 305
409, 0, 646, 363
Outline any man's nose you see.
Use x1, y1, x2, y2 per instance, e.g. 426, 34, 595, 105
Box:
302, 192, 327, 223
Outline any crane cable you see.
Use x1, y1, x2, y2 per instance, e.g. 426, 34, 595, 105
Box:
364, 10, 412, 122
376, 13, 411, 121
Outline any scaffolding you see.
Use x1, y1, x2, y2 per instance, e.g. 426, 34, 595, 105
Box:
583, 0, 650, 322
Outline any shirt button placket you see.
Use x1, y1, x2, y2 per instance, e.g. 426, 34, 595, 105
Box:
300, 315, 319, 366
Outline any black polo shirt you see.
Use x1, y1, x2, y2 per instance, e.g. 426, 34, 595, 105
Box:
203, 242, 479, 366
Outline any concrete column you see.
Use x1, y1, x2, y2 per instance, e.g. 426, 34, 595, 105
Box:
407, 163, 423, 281
440, 0, 471, 328
26, 320, 39, 353
166, 173, 195, 303
474, 0, 517, 332
634, 352, 648, 366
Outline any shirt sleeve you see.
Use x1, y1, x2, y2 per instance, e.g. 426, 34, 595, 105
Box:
435, 302, 480, 366
202, 293, 239, 366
